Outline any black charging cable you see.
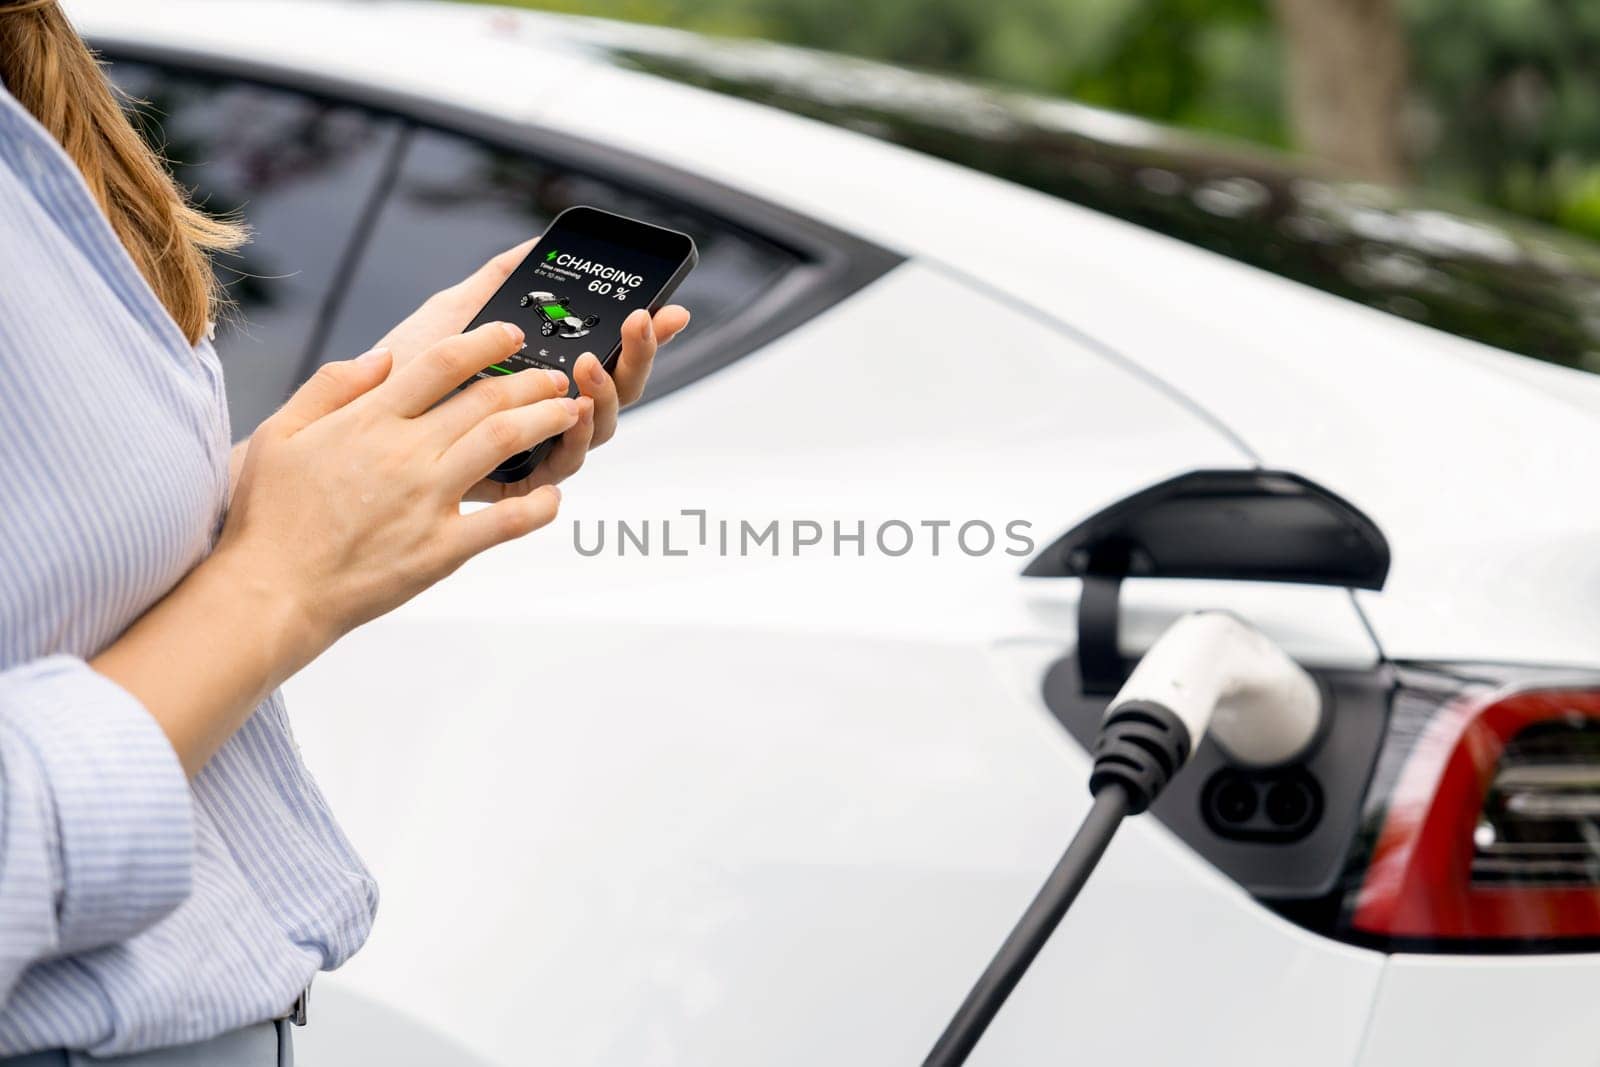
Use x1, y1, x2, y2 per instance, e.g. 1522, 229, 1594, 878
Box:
921, 612, 1324, 1065
921, 702, 1190, 1067
921, 782, 1129, 1067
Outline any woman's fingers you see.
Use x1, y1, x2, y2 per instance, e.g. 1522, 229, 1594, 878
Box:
610, 308, 658, 409
443, 239, 537, 314
617, 305, 687, 402
454, 485, 563, 557
574, 352, 621, 447
374, 239, 537, 359
267, 347, 392, 436
443, 395, 581, 488
575, 307, 651, 446
574, 304, 685, 446
379, 322, 525, 417
651, 304, 691, 350
528, 396, 595, 486
425, 365, 569, 443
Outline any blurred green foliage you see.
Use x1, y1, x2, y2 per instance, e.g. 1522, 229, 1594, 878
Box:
1405, 0, 1600, 240
459, 0, 1600, 241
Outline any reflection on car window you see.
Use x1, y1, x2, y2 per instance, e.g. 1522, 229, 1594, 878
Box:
111, 61, 403, 436
606, 41, 1600, 376
317, 126, 796, 373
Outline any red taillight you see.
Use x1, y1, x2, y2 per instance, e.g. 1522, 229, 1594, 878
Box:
1352, 687, 1600, 941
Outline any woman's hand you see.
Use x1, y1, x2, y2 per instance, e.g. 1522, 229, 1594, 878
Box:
97, 320, 578, 774
104, 240, 688, 776
224, 321, 574, 648
225, 241, 688, 499
370, 239, 690, 501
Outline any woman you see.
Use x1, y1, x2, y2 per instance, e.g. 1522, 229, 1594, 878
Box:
0, 2, 690, 1062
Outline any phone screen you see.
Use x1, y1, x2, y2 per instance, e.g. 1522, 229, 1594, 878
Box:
469, 212, 690, 382
465, 206, 697, 483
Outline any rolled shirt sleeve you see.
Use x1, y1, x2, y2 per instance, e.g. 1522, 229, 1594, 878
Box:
0, 656, 194, 995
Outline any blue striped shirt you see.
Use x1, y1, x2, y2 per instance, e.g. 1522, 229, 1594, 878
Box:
0, 82, 376, 1055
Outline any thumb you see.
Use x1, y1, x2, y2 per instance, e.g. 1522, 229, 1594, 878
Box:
449, 238, 537, 312
271, 347, 392, 435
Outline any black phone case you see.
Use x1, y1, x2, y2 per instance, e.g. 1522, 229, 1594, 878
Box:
486, 238, 698, 485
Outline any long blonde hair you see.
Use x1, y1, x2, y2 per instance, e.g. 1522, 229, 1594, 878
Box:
0, 0, 246, 344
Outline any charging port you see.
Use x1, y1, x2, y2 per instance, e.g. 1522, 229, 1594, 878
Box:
1201, 768, 1323, 841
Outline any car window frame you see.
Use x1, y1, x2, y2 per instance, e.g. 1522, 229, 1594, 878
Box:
93, 37, 902, 406
109, 56, 413, 434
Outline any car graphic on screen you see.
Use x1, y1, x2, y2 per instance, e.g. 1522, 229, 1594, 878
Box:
518, 290, 600, 339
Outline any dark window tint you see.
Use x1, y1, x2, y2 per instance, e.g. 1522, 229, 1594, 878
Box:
609, 43, 1600, 376
316, 126, 796, 376
111, 62, 403, 435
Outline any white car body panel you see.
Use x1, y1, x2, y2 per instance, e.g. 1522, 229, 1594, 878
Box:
1357, 954, 1600, 1065
65, 1, 1600, 1063
286, 632, 1384, 1066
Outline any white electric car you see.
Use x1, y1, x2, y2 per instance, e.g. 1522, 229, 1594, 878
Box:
71, 1, 1600, 1063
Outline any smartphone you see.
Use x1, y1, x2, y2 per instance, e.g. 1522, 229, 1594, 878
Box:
464, 206, 699, 483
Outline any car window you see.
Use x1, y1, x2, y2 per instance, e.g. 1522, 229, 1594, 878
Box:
102, 47, 896, 424
602, 40, 1600, 376
110, 61, 404, 436
315, 125, 798, 378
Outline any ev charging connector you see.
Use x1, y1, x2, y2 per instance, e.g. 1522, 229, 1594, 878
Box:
1093, 611, 1322, 808
923, 611, 1324, 1066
